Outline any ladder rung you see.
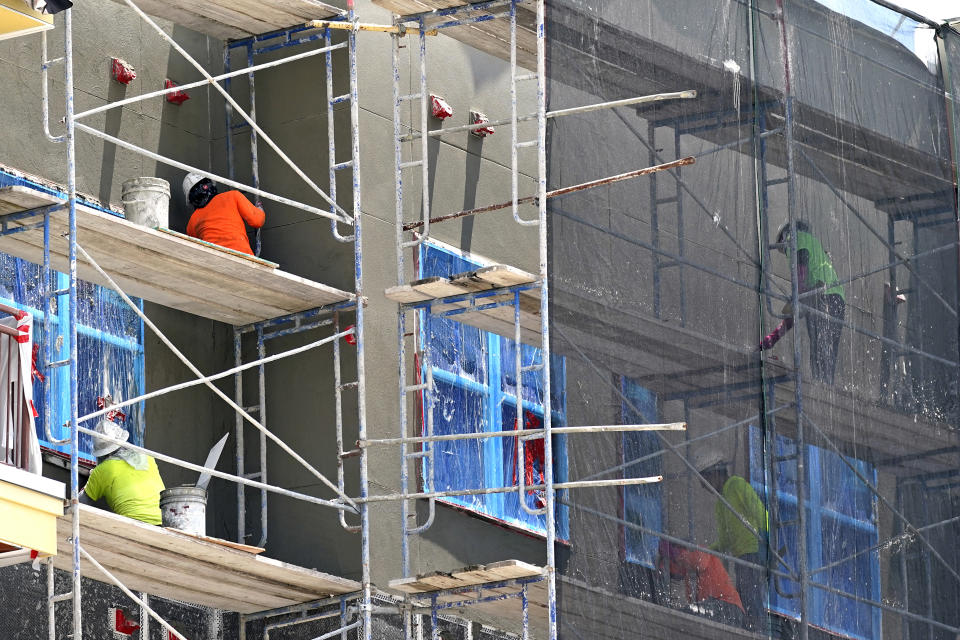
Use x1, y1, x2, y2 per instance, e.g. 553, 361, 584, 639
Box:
330, 94, 351, 105
332, 160, 354, 171
399, 93, 422, 102
400, 160, 423, 169
658, 261, 682, 269
405, 450, 429, 459
521, 363, 544, 372
50, 288, 69, 297
340, 448, 363, 459
766, 177, 790, 186
405, 383, 428, 393
49, 591, 73, 603
655, 197, 679, 205
515, 140, 537, 149
339, 381, 359, 390
48, 359, 70, 369
515, 73, 537, 82
243, 405, 260, 414
244, 471, 262, 480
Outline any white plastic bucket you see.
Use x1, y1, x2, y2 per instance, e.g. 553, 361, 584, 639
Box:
159, 486, 207, 536
121, 177, 170, 228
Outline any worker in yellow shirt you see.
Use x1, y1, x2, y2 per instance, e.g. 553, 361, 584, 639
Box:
697, 451, 768, 632
82, 420, 165, 525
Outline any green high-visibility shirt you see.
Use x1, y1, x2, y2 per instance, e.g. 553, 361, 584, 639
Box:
789, 231, 844, 300
711, 475, 768, 558
84, 456, 165, 525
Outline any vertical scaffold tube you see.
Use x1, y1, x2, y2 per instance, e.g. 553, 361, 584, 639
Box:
418, 20, 430, 242
247, 44, 262, 256
399, 308, 410, 575
392, 27, 406, 281
234, 329, 246, 542
534, 2, 558, 639
345, 4, 371, 639
257, 326, 268, 546
775, 2, 809, 639
63, 8, 82, 638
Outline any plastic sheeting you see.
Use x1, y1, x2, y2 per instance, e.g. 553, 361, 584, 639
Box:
547, 2, 960, 638
0, 171, 144, 462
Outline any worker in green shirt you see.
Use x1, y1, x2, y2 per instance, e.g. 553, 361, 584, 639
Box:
759, 221, 846, 384
698, 452, 768, 632
82, 420, 165, 525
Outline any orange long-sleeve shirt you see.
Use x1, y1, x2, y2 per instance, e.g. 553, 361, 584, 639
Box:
186, 190, 265, 255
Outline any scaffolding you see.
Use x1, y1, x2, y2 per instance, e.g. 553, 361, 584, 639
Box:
1, 0, 376, 638
2, 0, 960, 639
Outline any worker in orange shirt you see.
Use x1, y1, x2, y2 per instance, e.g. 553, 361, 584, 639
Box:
183, 173, 265, 256
658, 540, 745, 628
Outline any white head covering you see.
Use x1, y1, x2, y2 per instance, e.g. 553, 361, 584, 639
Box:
182, 172, 208, 203
91, 420, 129, 458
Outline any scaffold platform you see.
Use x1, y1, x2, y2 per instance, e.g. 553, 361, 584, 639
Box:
372, 0, 537, 69
0, 186, 353, 325
385, 264, 541, 345
55, 505, 360, 614
106, 0, 344, 40
389, 560, 547, 635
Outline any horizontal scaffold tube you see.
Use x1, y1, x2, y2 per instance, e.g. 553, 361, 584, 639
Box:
308, 19, 438, 35
401, 89, 697, 141
73, 41, 348, 122
359, 422, 685, 447
358, 476, 662, 503
75, 424, 355, 512
78, 327, 354, 425
74, 122, 349, 224
402, 157, 695, 231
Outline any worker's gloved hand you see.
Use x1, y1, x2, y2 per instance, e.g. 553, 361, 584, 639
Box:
758, 323, 785, 351
758, 333, 778, 351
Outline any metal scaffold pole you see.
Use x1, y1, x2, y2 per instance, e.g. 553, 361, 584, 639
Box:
63, 7, 82, 638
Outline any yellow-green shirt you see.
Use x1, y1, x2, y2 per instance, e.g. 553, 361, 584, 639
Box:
84, 456, 165, 525
790, 231, 844, 300
711, 475, 768, 558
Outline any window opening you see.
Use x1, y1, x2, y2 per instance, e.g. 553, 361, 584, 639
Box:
749, 426, 881, 639
419, 242, 567, 538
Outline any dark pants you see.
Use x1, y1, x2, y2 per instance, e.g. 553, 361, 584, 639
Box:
737, 552, 767, 632
805, 293, 845, 384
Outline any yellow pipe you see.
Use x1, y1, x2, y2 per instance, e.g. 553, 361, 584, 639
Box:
307, 20, 438, 36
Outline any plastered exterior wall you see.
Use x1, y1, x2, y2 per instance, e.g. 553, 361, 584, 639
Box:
234, 0, 546, 585
0, 0, 233, 534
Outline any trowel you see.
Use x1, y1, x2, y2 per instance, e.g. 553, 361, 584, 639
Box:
196, 433, 230, 491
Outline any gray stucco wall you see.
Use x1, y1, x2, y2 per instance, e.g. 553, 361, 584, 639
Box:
0, 0, 233, 533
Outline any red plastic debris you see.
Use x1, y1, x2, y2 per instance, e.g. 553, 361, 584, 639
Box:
110, 608, 140, 636
344, 325, 357, 346
430, 94, 453, 120
512, 411, 546, 508
96, 396, 127, 424
164, 79, 190, 105
111, 58, 136, 85
469, 110, 494, 137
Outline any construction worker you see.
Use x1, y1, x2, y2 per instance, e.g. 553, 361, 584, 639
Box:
82, 420, 165, 525
759, 221, 845, 384
697, 451, 768, 632
183, 173, 265, 256
658, 540, 745, 628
